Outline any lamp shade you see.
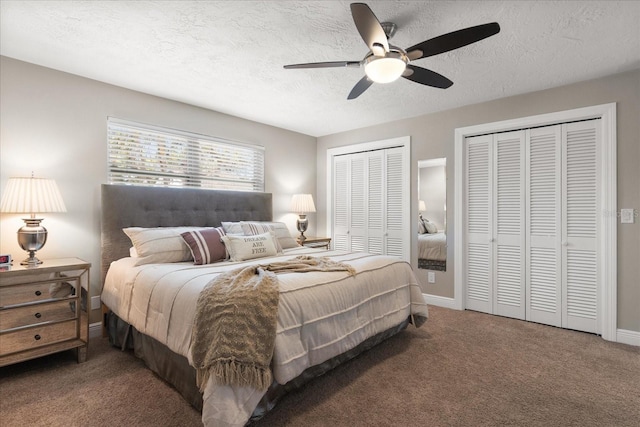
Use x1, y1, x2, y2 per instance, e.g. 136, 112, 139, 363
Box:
1, 176, 67, 214
418, 200, 426, 212
290, 194, 316, 214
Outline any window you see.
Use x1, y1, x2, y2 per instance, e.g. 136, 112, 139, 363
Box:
107, 118, 264, 191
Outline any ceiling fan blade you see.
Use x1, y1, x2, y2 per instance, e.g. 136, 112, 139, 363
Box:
284, 61, 361, 69
402, 65, 453, 89
350, 3, 389, 56
406, 22, 500, 61
347, 76, 374, 100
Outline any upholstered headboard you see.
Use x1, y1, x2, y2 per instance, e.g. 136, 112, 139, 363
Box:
100, 184, 272, 286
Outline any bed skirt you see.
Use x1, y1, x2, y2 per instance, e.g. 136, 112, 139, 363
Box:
106, 310, 410, 423
418, 258, 446, 272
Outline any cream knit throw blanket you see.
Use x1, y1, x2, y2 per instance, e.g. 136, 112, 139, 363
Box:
190, 256, 355, 392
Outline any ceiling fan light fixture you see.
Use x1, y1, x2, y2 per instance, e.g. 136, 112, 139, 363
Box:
364, 51, 407, 84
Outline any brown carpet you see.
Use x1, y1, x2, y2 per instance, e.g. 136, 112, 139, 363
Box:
1, 306, 638, 426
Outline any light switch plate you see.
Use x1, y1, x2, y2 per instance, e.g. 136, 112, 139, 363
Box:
428, 272, 435, 283
620, 209, 635, 224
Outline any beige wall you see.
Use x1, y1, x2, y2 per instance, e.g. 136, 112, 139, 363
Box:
0, 56, 317, 323
317, 70, 640, 333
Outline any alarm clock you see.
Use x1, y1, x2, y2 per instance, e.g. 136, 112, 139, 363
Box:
0, 254, 12, 266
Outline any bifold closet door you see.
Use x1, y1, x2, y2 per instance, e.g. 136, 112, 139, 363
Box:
465, 134, 493, 314
493, 131, 526, 319
465, 130, 527, 319
562, 120, 599, 334
332, 155, 351, 251
526, 125, 563, 327
383, 148, 406, 258
332, 147, 407, 259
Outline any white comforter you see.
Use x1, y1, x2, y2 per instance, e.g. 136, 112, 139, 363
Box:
102, 247, 428, 426
418, 232, 447, 261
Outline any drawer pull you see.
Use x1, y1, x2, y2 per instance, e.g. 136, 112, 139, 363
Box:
34, 334, 42, 341
35, 312, 42, 319
35, 290, 42, 296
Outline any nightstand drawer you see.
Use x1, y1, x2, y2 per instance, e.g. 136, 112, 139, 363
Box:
0, 300, 76, 330
0, 320, 77, 356
0, 281, 63, 307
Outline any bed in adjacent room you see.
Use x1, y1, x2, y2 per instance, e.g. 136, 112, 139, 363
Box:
100, 184, 428, 427
417, 231, 447, 271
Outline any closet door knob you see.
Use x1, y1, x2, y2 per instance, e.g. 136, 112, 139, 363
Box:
562, 241, 569, 247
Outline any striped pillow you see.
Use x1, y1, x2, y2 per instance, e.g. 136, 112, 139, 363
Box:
181, 227, 227, 265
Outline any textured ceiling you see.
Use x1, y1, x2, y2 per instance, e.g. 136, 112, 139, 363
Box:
1, 1, 639, 137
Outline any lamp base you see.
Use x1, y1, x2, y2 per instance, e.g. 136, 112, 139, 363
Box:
296, 214, 308, 243
17, 218, 48, 267
21, 251, 43, 266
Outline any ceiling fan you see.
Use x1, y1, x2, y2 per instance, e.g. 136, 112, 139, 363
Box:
284, 2, 500, 100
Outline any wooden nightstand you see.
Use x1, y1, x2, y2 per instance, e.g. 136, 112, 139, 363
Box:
298, 236, 332, 250
0, 258, 91, 367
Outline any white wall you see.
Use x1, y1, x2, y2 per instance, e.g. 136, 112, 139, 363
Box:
0, 56, 317, 322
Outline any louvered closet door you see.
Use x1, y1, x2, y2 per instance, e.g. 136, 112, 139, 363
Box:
465, 135, 493, 314
333, 156, 351, 251
349, 154, 367, 252
367, 151, 385, 254
384, 147, 407, 258
493, 131, 526, 319
562, 120, 599, 333
526, 125, 562, 327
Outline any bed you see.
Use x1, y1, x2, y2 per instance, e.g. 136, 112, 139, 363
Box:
417, 231, 447, 271
100, 184, 428, 426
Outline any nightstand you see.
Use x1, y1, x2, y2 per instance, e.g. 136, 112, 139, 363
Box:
298, 236, 332, 250
0, 258, 91, 367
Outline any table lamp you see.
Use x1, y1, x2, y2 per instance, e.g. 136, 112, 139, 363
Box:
290, 194, 316, 242
0, 175, 67, 266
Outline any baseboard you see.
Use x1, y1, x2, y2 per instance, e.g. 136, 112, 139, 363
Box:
616, 329, 640, 346
89, 322, 103, 339
423, 293, 458, 310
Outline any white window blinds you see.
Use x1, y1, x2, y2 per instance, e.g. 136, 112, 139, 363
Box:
107, 118, 265, 191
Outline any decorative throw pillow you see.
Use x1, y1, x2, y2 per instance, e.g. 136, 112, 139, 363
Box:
181, 227, 227, 265
418, 218, 428, 234
221, 221, 245, 235
424, 219, 438, 234
123, 226, 206, 266
240, 221, 298, 250
221, 232, 279, 262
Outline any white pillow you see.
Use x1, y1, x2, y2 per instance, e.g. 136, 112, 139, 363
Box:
221, 232, 278, 262
240, 221, 299, 249
424, 219, 438, 234
221, 221, 245, 235
123, 226, 206, 266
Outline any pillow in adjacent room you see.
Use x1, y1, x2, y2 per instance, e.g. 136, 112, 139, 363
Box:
418, 218, 428, 234
181, 227, 227, 265
123, 226, 206, 266
240, 221, 298, 250
221, 221, 245, 235
424, 219, 438, 234
221, 232, 279, 262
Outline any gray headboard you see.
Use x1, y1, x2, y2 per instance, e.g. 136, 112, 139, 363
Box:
100, 184, 272, 286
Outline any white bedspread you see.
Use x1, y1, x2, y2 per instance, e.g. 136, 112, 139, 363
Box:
418, 232, 447, 261
102, 247, 428, 426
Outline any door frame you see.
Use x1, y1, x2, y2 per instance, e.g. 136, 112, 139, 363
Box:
326, 136, 411, 262
454, 103, 617, 341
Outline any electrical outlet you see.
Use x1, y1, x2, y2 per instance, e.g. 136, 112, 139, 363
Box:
620, 209, 635, 224
428, 272, 436, 283
91, 296, 101, 310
